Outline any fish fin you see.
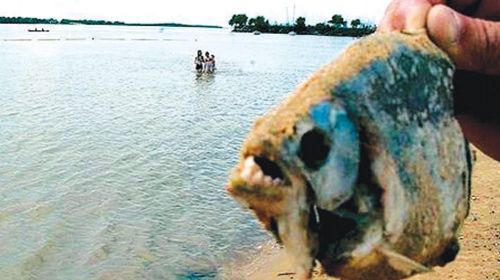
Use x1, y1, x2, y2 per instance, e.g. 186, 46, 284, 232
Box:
376, 246, 431, 275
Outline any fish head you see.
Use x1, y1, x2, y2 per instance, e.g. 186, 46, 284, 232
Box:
227, 97, 360, 276
227, 32, 470, 279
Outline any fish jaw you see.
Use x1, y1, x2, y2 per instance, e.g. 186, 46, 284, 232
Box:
227, 156, 319, 278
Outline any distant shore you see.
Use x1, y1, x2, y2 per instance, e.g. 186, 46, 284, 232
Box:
231, 26, 375, 37
0, 16, 223, 29
228, 14, 376, 37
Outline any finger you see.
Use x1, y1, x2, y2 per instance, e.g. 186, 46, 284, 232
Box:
457, 114, 500, 161
378, 0, 408, 32
378, 0, 445, 33
428, 4, 500, 74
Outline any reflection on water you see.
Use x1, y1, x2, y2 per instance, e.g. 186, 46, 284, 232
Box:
0, 24, 352, 279
195, 72, 216, 87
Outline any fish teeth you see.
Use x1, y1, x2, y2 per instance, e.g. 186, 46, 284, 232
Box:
241, 166, 252, 181
241, 157, 256, 180
240, 156, 279, 186
264, 176, 272, 185
244, 157, 254, 169
251, 170, 264, 184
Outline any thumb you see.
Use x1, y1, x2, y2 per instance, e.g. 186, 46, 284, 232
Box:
427, 4, 500, 75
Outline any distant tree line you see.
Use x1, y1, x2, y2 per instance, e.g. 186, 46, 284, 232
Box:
60, 19, 125, 25
0, 16, 59, 24
228, 14, 376, 37
0, 16, 222, 28
0, 16, 125, 25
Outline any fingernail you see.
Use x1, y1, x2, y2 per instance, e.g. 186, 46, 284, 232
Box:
428, 5, 460, 46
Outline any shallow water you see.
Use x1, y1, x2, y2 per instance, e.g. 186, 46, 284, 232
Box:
0, 24, 352, 279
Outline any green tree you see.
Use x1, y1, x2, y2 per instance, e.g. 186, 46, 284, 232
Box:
295, 16, 306, 34
228, 14, 248, 29
351, 19, 361, 28
328, 14, 346, 27
314, 22, 329, 34
249, 16, 269, 32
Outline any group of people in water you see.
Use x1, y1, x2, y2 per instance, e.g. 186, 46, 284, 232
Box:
194, 50, 216, 73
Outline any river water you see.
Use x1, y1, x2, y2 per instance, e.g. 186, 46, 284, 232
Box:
0, 24, 353, 279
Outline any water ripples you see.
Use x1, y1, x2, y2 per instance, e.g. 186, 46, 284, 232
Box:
0, 25, 352, 279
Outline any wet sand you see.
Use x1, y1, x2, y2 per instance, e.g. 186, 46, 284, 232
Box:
224, 148, 500, 280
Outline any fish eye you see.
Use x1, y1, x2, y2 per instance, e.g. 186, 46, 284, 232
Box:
298, 128, 331, 170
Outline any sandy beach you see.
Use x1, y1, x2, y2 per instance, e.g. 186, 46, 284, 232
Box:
224, 148, 500, 280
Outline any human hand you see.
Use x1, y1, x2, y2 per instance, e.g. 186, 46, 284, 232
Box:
378, 0, 445, 33
379, 0, 500, 74
379, 0, 500, 161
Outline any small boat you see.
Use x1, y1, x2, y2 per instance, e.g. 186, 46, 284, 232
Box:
28, 28, 49, 32
253, 30, 261, 35
288, 31, 297, 36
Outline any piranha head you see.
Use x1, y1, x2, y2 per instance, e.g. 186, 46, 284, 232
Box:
226, 32, 470, 280
227, 99, 360, 278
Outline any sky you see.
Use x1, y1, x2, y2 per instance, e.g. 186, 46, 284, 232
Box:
1, 0, 393, 27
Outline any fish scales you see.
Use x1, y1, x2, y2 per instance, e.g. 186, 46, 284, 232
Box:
227, 32, 472, 280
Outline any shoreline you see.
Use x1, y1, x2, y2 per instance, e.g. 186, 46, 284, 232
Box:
225, 147, 500, 280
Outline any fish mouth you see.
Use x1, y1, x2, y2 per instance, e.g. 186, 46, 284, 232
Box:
229, 153, 385, 272
226, 155, 294, 244
226, 155, 290, 215
240, 156, 286, 187
230, 154, 376, 248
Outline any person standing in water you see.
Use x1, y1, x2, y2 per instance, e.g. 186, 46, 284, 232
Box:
203, 51, 210, 72
203, 52, 216, 73
194, 50, 204, 73
210, 55, 216, 72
